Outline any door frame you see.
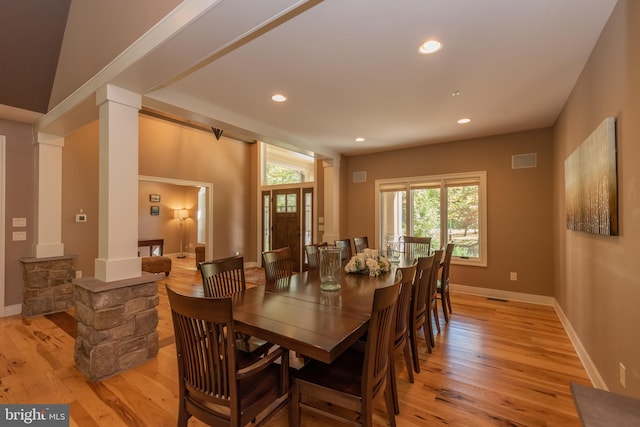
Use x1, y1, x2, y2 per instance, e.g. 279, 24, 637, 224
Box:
0, 136, 5, 317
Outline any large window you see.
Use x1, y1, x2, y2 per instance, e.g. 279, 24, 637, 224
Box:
376, 172, 487, 266
262, 144, 314, 185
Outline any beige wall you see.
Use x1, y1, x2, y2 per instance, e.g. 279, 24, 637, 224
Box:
0, 119, 36, 306
62, 115, 255, 277
138, 181, 199, 256
346, 128, 554, 295
553, 0, 640, 396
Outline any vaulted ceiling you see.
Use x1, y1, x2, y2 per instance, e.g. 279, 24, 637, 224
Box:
0, 0, 618, 157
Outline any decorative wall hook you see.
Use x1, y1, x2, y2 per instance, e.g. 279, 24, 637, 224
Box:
211, 127, 223, 140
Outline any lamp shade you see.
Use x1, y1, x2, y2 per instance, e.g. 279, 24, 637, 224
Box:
175, 209, 189, 220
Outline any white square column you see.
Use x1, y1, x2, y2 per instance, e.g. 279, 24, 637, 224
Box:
94, 85, 142, 282
35, 133, 65, 258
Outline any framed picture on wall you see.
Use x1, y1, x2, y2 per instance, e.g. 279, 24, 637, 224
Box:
150, 206, 160, 216
149, 194, 161, 202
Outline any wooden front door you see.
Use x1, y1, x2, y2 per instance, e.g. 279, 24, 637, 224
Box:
271, 189, 301, 271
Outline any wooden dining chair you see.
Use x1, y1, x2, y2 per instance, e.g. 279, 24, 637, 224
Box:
409, 254, 436, 371
334, 238, 353, 261
438, 243, 455, 322
353, 236, 369, 254
402, 235, 431, 260
304, 242, 327, 270
389, 261, 418, 415
166, 286, 290, 427
289, 277, 401, 427
199, 255, 271, 355
426, 249, 445, 350
262, 247, 293, 282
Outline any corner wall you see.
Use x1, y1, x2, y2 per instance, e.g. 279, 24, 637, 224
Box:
553, 0, 640, 396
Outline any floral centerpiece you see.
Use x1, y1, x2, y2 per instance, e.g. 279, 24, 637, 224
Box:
344, 248, 391, 277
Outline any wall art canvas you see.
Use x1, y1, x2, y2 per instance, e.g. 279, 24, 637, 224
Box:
565, 117, 618, 235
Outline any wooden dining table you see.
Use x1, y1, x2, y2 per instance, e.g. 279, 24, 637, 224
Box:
231, 268, 399, 364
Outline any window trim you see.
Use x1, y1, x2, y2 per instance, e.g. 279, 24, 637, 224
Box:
375, 171, 487, 267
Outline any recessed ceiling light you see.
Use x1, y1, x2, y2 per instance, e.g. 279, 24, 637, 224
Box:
451, 91, 460, 97
271, 94, 287, 102
418, 39, 443, 54
457, 118, 471, 124
355, 137, 365, 142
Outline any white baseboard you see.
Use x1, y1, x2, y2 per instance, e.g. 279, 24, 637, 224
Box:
2, 303, 22, 318
552, 300, 607, 390
450, 283, 555, 305
451, 283, 604, 389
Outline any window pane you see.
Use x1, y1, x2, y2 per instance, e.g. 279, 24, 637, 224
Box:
447, 184, 479, 258
304, 192, 312, 246
286, 194, 297, 212
411, 187, 441, 249
263, 193, 271, 251
266, 163, 303, 185
276, 194, 286, 213
380, 190, 406, 242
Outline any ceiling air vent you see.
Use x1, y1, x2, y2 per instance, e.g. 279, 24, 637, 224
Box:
512, 153, 537, 169
353, 171, 367, 183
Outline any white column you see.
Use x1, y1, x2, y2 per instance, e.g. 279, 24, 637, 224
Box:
35, 133, 64, 258
322, 157, 341, 243
94, 84, 142, 282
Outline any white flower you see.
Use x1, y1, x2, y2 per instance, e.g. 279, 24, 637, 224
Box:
344, 250, 390, 276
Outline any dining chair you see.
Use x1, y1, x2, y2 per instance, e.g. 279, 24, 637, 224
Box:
402, 235, 431, 260
304, 242, 327, 270
353, 236, 369, 254
389, 261, 418, 415
409, 254, 436, 371
262, 247, 293, 282
199, 255, 271, 355
438, 243, 455, 322
166, 286, 290, 427
334, 238, 353, 261
289, 277, 401, 427
426, 249, 445, 350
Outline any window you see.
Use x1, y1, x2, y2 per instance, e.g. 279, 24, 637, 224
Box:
376, 171, 487, 266
262, 143, 314, 185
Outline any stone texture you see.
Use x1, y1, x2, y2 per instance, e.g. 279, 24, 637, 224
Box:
20, 256, 77, 316
74, 277, 159, 381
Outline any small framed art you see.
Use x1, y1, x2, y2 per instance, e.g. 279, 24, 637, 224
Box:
149, 194, 161, 202
150, 206, 160, 216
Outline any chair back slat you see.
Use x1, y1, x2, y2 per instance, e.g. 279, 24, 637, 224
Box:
304, 242, 327, 270
362, 276, 401, 401
394, 262, 418, 343
402, 236, 431, 260
263, 247, 293, 282
167, 287, 237, 406
334, 239, 353, 261
354, 236, 369, 254
199, 255, 246, 298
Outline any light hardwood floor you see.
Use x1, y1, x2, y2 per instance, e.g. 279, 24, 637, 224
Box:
0, 258, 590, 426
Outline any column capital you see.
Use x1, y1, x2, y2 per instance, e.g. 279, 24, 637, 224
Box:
96, 84, 141, 110
36, 132, 64, 148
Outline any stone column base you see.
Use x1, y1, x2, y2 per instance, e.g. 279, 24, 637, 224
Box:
73, 273, 159, 381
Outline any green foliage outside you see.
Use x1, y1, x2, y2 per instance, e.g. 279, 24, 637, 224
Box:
266, 163, 303, 185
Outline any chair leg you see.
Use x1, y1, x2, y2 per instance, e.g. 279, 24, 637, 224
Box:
440, 293, 450, 322
403, 339, 414, 383
433, 304, 441, 334
446, 289, 452, 314
177, 407, 189, 427
384, 380, 397, 427
289, 382, 300, 427
409, 328, 421, 372
389, 353, 400, 415
423, 323, 432, 354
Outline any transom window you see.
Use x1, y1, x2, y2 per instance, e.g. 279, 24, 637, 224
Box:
375, 171, 487, 266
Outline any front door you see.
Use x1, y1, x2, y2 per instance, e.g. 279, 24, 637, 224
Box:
272, 189, 301, 271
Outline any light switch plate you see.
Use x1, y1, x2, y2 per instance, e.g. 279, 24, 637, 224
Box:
12, 231, 26, 241
12, 217, 27, 227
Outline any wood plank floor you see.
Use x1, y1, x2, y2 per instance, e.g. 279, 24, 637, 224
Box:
0, 258, 591, 426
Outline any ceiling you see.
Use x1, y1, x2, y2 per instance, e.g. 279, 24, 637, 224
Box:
3, 0, 618, 158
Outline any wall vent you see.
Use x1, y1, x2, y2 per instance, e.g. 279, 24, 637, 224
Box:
352, 171, 367, 183
512, 153, 537, 169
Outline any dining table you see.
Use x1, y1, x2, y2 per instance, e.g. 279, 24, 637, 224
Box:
231, 267, 399, 363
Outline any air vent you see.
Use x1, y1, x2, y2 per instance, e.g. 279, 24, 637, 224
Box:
512, 153, 537, 169
353, 171, 367, 183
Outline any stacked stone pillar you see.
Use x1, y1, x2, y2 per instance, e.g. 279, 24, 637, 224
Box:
74, 275, 159, 381
20, 256, 76, 317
